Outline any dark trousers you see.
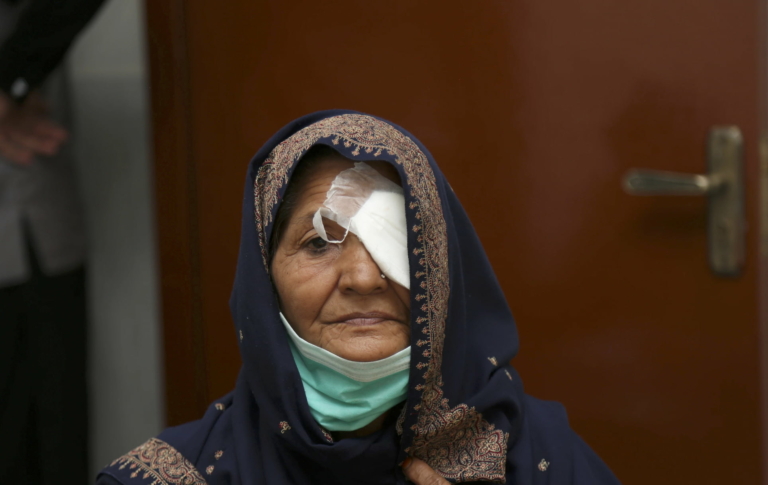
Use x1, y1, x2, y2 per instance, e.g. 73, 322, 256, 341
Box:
0, 245, 88, 484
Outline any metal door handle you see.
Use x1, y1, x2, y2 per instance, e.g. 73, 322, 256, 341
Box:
622, 126, 744, 277
623, 170, 722, 196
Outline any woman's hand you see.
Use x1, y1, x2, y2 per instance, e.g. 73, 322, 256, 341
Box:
401, 457, 450, 485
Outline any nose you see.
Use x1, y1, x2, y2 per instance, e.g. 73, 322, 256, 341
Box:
337, 235, 387, 295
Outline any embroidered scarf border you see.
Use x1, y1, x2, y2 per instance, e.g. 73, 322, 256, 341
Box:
109, 438, 207, 485
253, 114, 508, 482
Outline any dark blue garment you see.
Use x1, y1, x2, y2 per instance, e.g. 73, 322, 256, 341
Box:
98, 111, 622, 485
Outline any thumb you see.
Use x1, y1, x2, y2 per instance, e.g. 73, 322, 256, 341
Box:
401, 456, 450, 485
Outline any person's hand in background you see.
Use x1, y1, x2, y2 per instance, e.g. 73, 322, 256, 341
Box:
0, 91, 68, 165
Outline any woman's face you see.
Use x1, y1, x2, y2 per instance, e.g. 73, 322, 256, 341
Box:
271, 156, 411, 362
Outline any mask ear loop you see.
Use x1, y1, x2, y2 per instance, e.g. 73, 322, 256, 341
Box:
312, 208, 350, 244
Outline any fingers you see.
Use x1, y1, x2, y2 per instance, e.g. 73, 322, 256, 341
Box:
30, 116, 68, 144
18, 117, 68, 153
0, 123, 67, 165
0, 99, 68, 165
7, 125, 60, 155
401, 456, 450, 485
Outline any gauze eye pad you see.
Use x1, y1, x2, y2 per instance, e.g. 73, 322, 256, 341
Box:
312, 162, 410, 289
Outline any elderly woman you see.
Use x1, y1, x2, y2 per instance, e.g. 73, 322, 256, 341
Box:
98, 111, 621, 485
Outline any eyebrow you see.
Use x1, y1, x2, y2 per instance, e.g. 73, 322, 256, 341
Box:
288, 211, 343, 235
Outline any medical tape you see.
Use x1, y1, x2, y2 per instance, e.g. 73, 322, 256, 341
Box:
312, 162, 410, 289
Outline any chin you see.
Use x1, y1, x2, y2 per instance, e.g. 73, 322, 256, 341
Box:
332, 342, 406, 362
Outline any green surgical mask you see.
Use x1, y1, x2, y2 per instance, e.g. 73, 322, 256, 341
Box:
280, 313, 410, 432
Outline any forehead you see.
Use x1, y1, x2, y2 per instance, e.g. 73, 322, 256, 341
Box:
291, 157, 355, 216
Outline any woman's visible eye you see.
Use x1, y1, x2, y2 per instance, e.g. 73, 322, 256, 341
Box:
306, 237, 328, 252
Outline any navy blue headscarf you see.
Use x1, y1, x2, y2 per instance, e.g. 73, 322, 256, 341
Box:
99, 111, 621, 485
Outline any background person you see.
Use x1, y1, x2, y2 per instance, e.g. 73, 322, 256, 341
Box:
0, 1, 106, 483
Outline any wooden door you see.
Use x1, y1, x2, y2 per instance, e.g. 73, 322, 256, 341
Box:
145, 1, 767, 483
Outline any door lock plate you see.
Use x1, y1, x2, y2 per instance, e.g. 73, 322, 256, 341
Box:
623, 126, 744, 277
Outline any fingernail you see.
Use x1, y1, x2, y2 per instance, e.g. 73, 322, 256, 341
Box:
401, 457, 412, 470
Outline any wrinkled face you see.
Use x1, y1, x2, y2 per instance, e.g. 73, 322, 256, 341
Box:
270, 156, 411, 362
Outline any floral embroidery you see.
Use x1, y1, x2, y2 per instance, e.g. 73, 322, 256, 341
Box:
396, 404, 407, 435
205, 465, 214, 475
504, 370, 513, 381
110, 438, 207, 485
320, 427, 334, 443
279, 421, 291, 434
214, 450, 223, 460
488, 357, 499, 366
214, 403, 225, 411
253, 114, 507, 482
408, 380, 508, 481
538, 459, 550, 471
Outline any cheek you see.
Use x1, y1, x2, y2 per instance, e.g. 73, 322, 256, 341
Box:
392, 282, 411, 313
272, 251, 338, 332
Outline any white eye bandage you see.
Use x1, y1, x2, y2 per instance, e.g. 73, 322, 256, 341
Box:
312, 162, 410, 289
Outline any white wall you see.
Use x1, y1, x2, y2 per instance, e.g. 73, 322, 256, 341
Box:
68, 1, 164, 476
